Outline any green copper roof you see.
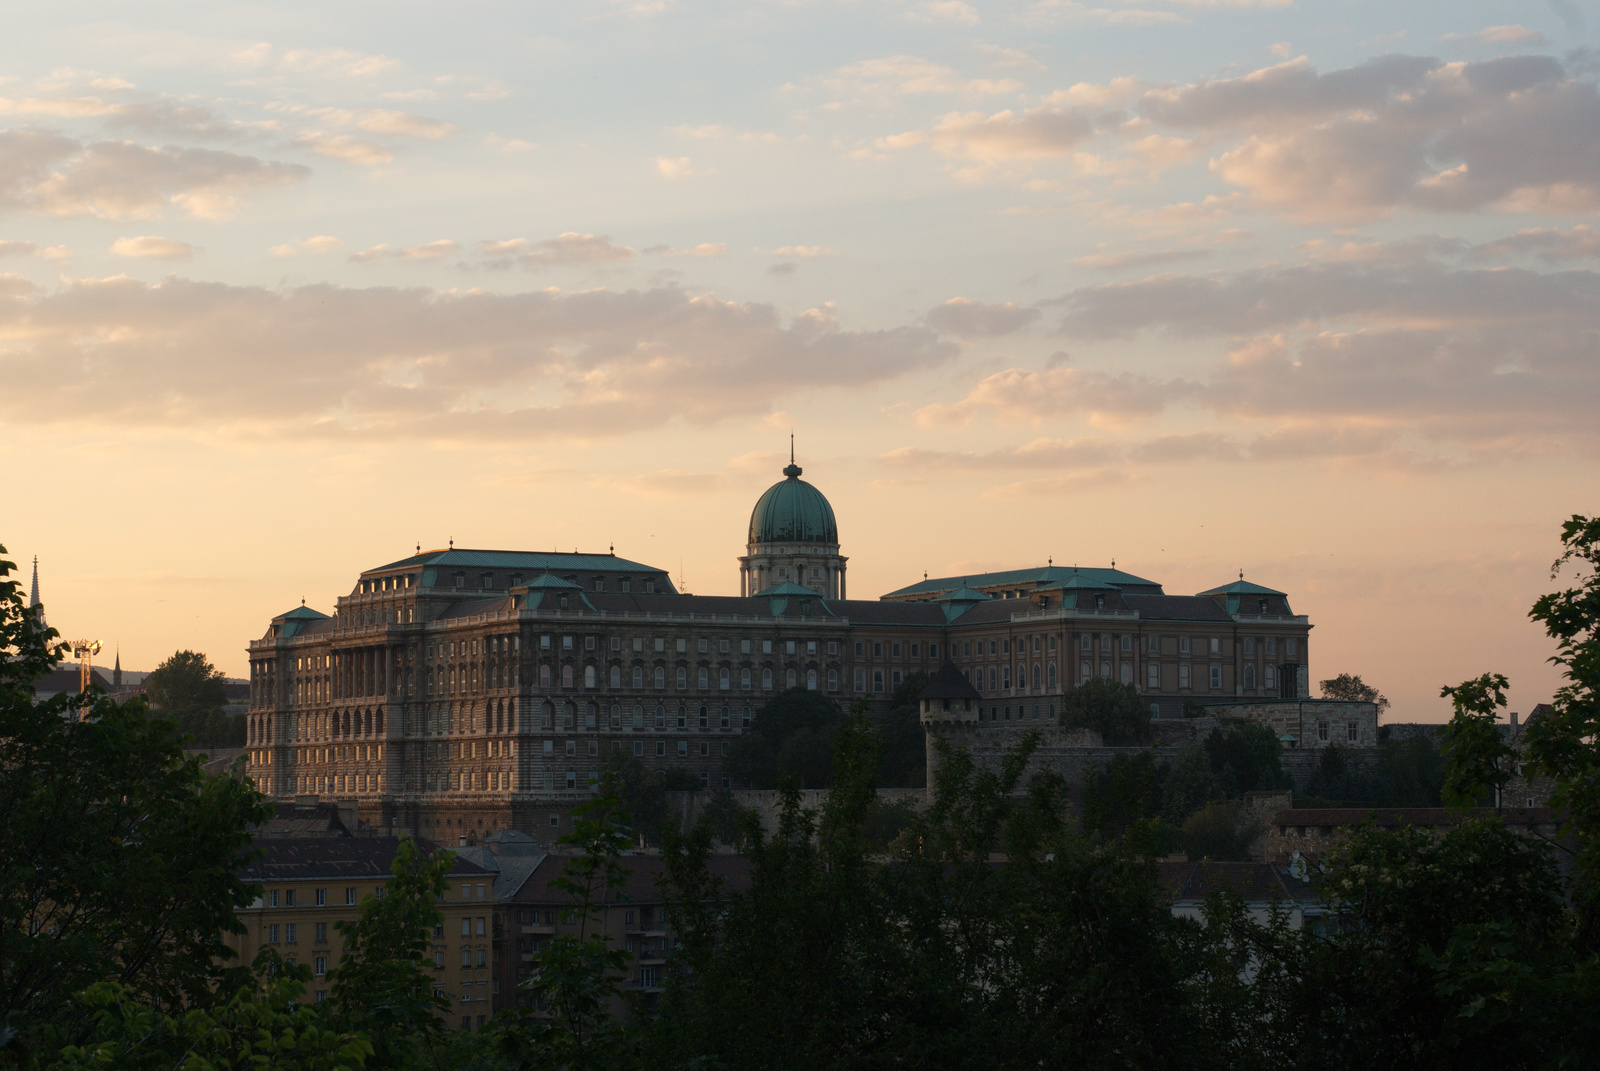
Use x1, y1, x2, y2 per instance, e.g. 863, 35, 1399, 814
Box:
748, 462, 838, 545
1197, 578, 1286, 597
280, 605, 330, 621
884, 564, 1161, 600
521, 574, 582, 590
369, 548, 667, 576
753, 581, 823, 597
940, 585, 992, 602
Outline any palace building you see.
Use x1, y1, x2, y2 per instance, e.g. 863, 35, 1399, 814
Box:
245, 456, 1312, 839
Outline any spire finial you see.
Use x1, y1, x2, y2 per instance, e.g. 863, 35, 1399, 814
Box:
448, 538, 453, 549
1240, 568, 1244, 581
416, 541, 421, 554
1111, 558, 1116, 570
790, 432, 794, 465
1048, 556, 1052, 567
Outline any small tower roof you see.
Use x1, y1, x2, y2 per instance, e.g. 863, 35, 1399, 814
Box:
920, 660, 981, 701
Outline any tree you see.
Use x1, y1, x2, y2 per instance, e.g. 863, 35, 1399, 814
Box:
1523, 514, 1600, 943
487, 777, 636, 1071
1204, 720, 1284, 794
322, 837, 455, 1069
877, 671, 928, 787
144, 649, 242, 748
47, 955, 373, 1071
1440, 673, 1515, 811
1181, 801, 1259, 861
0, 544, 273, 1058
1059, 677, 1152, 746
724, 688, 842, 788
1320, 672, 1390, 712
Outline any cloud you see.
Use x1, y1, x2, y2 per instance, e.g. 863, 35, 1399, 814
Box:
1137, 53, 1600, 221
0, 130, 309, 219
646, 242, 729, 257
0, 278, 958, 439
110, 235, 193, 260
809, 55, 1024, 108
1470, 225, 1600, 262
925, 297, 1041, 337
772, 245, 833, 258
276, 48, 404, 79
882, 437, 1116, 469
917, 366, 1196, 426
0, 239, 70, 261
892, 103, 1096, 161
295, 107, 455, 139
656, 156, 696, 178
294, 133, 392, 166
1070, 247, 1210, 269
106, 101, 242, 141
906, 2, 980, 25
0, 96, 121, 118
351, 240, 459, 262
1047, 258, 1600, 449
477, 233, 636, 269
269, 235, 342, 257
1444, 25, 1547, 46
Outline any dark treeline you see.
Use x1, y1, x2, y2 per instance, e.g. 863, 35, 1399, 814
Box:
3, 513, 1599, 1071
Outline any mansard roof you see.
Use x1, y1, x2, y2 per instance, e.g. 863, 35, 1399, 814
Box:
883, 564, 1162, 600
1121, 595, 1234, 622
240, 836, 493, 882
1196, 578, 1287, 597
368, 547, 668, 577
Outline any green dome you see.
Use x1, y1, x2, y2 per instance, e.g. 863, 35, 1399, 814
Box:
748, 462, 838, 545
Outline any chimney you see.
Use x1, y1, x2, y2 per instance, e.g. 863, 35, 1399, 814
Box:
1511, 711, 1519, 730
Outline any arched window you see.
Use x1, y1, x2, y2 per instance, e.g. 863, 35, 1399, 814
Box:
584, 665, 597, 689
762, 669, 773, 690
610, 666, 621, 688
786, 669, 797, 689
611, 704, 622, 728
655, 703, 666, 728
562, 665, 574, 688
1120, 662, 1133, 685
1100, 661, 1111, 679
698, 668, 709, 689
1047, 663, 1057, 688
698, 705, 708, 728
654, 666, 666, 689
1243, 664, 1256, 690
1032, 664, 1042, 689
632, 666, 644, 688
676, 667, 688, 689
634, 704, 645, 728
827, 668, 838, 692
741, 668, 752, 689
1080, 661, 1091, 683
719, 668, 731, 690
539, 665, 551, 688
806, 669, 817, 691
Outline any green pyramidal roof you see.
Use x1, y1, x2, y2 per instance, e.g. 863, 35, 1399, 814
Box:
748, 462, 838, 544
1197, 579, 1286, 597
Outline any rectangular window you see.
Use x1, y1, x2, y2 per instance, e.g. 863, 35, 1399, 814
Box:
462, 918, 472, 937
1147, 635, 1160, 654
634, 741, 644, 756
1348, 722, 1359, 742
345, 887, 357, 906
930, 642, 939, 657
1318, 721, 1330, 743
315, 888, 326, 906
1146, 663, 1160, 689
1179, 636, 1191, 655
854, 667, 866, 692
677, 741, 688, 757
1287, 638, 1298, 658
656, 741, 665, 756
315, 922, 327, 943
1209, 665, 1222, 689
854, 641, 864, 656
315, 956, 327, 976
1179, 664, 1192, 688
285, 890, 296, 908
872, 669, 884, 693
269, 890, 279, 908
892, 642, 902, 657
285, 923, 297, 943
269, 924, 279, 944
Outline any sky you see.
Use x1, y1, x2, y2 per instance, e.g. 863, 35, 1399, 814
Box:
3, 0, 1597, 720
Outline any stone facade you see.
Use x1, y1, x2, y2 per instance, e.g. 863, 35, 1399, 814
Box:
243, 459, 1316, 842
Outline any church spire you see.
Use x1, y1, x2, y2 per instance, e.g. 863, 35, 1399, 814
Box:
29, 556, 44, 625
113, 647, 122, 688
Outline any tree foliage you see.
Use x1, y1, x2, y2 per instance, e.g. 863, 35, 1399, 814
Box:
1059, 677, 1152, 746
144, 649, 243, 747
1440, 673, 1516, 811
0, 545, 272, 1058
1319, 672, 1390, 711
724, 688, 842, 788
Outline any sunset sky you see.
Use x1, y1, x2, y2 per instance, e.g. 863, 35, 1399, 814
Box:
5, 0, 1597, 720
